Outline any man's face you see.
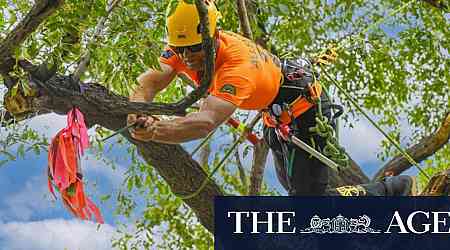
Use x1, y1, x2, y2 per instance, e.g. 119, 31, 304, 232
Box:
171, 43, 205, 71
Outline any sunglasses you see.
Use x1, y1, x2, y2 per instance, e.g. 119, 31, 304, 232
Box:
170, 43, 203, 54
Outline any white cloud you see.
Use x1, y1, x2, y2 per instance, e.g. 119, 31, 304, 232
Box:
340, 118, 383, 166
0, 219, 117, 250
0, 155, 126, 222
1, 175, 55, 221
26, 113, 67, 138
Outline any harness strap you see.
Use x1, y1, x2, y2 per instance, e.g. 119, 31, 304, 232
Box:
262, 81, 322, 128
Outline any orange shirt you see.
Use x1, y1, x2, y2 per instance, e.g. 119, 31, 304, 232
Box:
159, 31, 282, 110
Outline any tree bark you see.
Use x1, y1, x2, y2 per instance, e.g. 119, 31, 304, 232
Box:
236, 0, 253, 39
422, 0, 448, 10
249, 141, 269, 195
329, 159, 370, 187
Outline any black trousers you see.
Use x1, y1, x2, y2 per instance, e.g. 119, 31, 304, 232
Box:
263, 94, 332, 196
263, 105, 410, 196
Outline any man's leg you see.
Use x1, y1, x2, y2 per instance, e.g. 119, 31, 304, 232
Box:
288, 106, 330, 195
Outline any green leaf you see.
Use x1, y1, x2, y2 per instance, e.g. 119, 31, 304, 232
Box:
17, 144, 25, 158
0, 160, 8, 168
100, 194, 111, 202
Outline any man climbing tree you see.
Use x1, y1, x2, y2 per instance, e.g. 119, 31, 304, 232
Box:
0, 0, 449, 248
128, 0, 439, 197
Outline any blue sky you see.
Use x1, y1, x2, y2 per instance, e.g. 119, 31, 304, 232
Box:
0, 105, 415, 249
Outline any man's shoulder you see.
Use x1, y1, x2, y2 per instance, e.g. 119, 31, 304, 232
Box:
219, 30, 251, 45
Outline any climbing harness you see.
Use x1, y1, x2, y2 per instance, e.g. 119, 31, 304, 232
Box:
262, 57, 349, 174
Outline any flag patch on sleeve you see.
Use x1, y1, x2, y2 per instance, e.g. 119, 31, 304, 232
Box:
220, 84, 236, 95
161, 50, 175, 59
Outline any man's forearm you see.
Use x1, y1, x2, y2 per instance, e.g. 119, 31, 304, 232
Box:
149, 113, 216, 144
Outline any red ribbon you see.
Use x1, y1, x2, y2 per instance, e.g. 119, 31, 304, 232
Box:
47, 107, 104, 223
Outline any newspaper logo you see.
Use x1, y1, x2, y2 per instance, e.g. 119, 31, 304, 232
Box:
300, 214, 381, 234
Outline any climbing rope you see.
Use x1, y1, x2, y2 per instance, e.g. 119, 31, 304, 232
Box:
175, 115, 261, 199
190, 129, 216, 157
176, 131, 244, 200
309, 98, 349, 168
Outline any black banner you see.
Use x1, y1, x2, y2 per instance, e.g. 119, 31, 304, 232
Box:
215, 196, 450, 250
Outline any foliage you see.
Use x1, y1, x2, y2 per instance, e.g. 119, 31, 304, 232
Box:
0, 0, 449, 249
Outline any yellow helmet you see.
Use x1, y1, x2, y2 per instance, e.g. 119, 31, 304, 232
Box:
166, 0, 221, 47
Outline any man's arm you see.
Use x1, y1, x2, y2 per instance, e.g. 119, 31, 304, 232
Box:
129, 62, 177, 103
128, 62, 177, 126
131, 95, 237, 144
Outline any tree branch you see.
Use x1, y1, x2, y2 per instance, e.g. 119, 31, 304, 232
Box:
0, 0, 63, 75
73, 0, 122, 82
240, 113, 269, 195
199, 140, 211, 168
329, 159, 370, 187
249, 140, 269, 195
232, 134, 248, 192
236, 0, 253, 39
26, 71, 223, 233
422, 0, 448, 10
373, 112, 450, 180
20, 64, 192, 116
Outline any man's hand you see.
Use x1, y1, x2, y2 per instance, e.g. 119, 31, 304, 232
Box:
127, 114, 157, 142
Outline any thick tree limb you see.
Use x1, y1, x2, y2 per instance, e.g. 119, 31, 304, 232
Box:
0, 0, 63, 75
29, 73, 222, 233
19, 65, 192, 116
373, 112, 450, 181
236, 0, 253, 39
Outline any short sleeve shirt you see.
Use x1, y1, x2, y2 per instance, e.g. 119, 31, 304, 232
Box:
159, 31, 282, 110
